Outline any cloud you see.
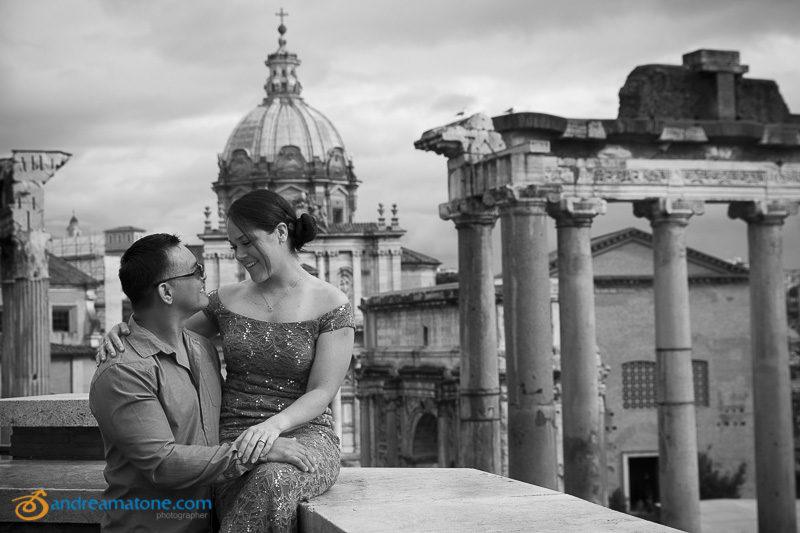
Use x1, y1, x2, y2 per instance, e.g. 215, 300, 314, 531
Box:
0, 0, 798, 272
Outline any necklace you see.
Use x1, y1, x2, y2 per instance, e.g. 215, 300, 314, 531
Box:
258, 276, 302, 311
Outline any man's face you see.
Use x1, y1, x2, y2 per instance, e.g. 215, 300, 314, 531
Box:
163, 245, 209, 314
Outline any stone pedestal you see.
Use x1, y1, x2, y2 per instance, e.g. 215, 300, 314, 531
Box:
449, 201, 502, 474
634, 198, 702, 533
548, 197, 607, 504
486, 186, 558, 488
729, 200, 798, 533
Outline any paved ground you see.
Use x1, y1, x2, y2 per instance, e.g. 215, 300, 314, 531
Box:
700, 499, 800, 533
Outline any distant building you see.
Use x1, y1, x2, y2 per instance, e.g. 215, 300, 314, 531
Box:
49, 221, 144, 332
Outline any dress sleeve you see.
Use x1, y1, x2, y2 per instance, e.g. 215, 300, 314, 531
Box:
202, 290, 220, 330
319, 302, 355, 333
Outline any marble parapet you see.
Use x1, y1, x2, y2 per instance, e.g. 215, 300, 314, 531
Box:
300, 467, 683, 532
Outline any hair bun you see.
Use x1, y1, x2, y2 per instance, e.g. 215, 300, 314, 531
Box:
293, 213, 318, 250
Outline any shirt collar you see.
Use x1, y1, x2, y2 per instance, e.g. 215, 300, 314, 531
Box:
126, 314, 185, 359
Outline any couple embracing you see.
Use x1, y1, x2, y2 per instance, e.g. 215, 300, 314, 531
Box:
90, 189, 354, 532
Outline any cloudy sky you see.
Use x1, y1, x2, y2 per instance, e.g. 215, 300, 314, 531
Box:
1, 0, 799, 271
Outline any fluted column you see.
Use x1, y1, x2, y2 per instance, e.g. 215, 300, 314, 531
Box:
445, 199, 502, 474
548, 196, 607, 504
634, 198, 703, 533
0, 151, 70, 399
484, 185, 558, 488
729, 200, 798, 533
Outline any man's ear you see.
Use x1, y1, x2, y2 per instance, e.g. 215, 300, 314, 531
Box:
156, 283, 174, 305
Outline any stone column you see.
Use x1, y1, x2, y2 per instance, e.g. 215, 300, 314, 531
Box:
315, 251, 327, 282
547, 196, 607, 504
0, 151, 70, 399
484, 185, 558, 488
331, 388, 343, 449
352, 250, 363, 320
444, 198, 502, 474
357, 388, 375, 467
386, 396, 399, 466
729, 200, 798, 533
634, 198, 703, 533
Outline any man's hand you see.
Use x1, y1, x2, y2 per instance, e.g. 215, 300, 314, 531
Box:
260, 437, 317, 473
95, 322, 131, 366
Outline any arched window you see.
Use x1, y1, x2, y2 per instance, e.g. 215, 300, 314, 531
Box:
411, 413, 438, 465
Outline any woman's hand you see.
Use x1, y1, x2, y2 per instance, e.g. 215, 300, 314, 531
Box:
263, 437, 317, 473
234, 417, 287, 464
95, 322, 131, 366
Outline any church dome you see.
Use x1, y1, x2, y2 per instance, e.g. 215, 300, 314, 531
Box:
218, 21, 351, 173
221, 99, 348, 166
214, 18, 359, 226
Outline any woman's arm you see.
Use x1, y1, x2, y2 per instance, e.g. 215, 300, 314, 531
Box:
236, 325, 354, 463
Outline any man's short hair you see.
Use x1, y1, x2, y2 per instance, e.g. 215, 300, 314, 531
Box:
119, 233, 181, 308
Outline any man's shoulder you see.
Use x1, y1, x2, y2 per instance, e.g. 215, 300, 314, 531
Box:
91, 342, 156, 389
184, 328, 216, 353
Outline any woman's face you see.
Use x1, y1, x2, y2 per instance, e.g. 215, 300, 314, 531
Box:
227, 220, 283, 282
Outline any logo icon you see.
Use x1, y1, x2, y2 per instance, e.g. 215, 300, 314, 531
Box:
13, 489, 49, 521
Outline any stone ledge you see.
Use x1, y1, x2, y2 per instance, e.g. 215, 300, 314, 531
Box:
0, 394, 95, 427
300, 468, 683, 533
0, 460, 105, 524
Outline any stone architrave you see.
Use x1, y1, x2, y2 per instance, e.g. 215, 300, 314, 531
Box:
0, 151, 70, 399
729, 200, 798, 533
547, 196, 607, 504
442, 197, 502, 474
484, 184, 559, 489
633, 198, 703, 533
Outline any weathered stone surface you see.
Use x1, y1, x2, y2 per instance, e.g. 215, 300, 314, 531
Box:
617, 63, 791, 123
0, 460, 105, 524
300, 468, 683, 532
0, 393, 96, 427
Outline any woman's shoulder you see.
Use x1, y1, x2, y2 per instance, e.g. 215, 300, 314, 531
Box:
216, 281, 250, 300
302, 276, 353, 330
304, 275, 350, 312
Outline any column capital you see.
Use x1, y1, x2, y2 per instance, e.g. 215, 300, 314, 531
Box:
728, 200, 800, 225
633, 198, 704, 226
352, 249, 363, 258
440, 198, 498, 227
547, 197, 607, 228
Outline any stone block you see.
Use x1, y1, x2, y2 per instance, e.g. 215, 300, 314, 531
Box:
300, 468, 682, 532
0, 394, 95, 427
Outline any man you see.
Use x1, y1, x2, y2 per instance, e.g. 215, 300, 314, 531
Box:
90, 234, 314, 532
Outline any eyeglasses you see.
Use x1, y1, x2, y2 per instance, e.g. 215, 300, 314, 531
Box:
153, 263, 206, 287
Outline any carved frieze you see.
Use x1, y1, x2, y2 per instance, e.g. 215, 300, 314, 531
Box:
592, 168, 670, 184
544, 167, 576, 184
683, 169, 767, 185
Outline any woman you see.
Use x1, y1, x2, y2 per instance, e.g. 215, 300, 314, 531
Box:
103, 189, 354, 532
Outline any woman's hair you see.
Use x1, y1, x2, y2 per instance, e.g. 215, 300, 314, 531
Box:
119, 233, 182, 308
227, 189, 317, 253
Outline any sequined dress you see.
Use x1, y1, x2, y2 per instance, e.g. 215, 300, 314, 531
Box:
203, 290, 354, 533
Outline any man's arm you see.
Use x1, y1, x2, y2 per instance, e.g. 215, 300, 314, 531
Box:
90, 363, 251, 490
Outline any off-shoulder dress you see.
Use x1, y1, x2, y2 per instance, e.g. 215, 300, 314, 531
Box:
203, 290, 355, 533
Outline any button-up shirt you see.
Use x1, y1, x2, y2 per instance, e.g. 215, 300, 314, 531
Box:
90, 316, 250, 533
